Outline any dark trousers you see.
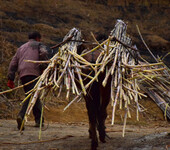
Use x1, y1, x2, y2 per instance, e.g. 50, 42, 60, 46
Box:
18, 75, 43, 124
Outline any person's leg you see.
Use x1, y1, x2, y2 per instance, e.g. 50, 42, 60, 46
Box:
33, 98, 44, 127
17, 75, 38, 129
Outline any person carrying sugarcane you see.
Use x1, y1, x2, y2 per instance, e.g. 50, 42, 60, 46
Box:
7, 31, 48, 130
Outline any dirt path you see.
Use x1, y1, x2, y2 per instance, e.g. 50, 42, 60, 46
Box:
0, 98, 170, 150
0, 119, 169, 150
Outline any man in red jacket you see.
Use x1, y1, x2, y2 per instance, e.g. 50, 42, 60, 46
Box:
7, 31, 48, 130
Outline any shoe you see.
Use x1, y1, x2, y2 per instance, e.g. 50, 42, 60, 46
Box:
17, 116, 25, 131
34, 122, 44, 128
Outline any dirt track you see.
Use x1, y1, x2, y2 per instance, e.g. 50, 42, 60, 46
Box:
0, 98, 170, 150
0, 119, 169, 150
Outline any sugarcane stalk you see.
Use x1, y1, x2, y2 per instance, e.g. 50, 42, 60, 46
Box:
102, 48, 118, 87
100, 54, 107, 72
122, 109, 127, 137
112, 45, 121, 124
19, 118, 25, 132
128, 88, 133, 100
57, 84, 63, 98
73, 56, 94, 67
66, 73, 70, 90
134, 78, 140, 121
139, 72, 154, 82
20, 92, 33, 105
90, 32, 106, 52
75, 62, 87, 95
25, 60, 51, 64
123, 62, 163, 68
38, 85, 50, 92
123, 84, 147, 97
95, 51, 105, 65
127, 107, 131, 118
123, 78, 132, 84
68, 68, 79, 95
106, 37, 111, 55
56, 55, 71, 87
119, 79, 123, 109
26, 80, 43, 116
132, 68, 165, 73
122, 89, 127, 102
136, 25, 158, 63
111, 84, 120, 125
80, 71, 93, 79
53, 67, 58, 87
80, 38, 109, 57
71, 69, 76, 94
102, 66, 112, 87
39, 101, 44, 140
66, 90, 70, 100
68, 50, 95, 71
84, 67, 103, 89
63, 92, 83, 111
110, 76, 115, 105
0, 77, 40, 95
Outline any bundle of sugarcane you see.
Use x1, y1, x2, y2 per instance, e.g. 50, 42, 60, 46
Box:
131, 60, 170, 120
82, 20, 169, 136
88, 20, 147, 136
23, 27, 110, 130
134, 25, 170, 119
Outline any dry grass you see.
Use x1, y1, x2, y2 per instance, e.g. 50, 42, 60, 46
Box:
2, 19, 31, 32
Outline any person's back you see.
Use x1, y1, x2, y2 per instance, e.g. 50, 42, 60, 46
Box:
17, 40, 40, 78
8, 34, 48, 81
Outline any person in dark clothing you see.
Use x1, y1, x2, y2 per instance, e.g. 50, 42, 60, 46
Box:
7, 31, 48, 130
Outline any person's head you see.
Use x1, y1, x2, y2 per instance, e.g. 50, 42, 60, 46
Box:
28, 31, 41, 41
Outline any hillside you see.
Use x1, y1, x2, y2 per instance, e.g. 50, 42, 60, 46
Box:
0, 0, 169, 89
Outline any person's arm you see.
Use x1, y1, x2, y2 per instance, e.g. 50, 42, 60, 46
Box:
8, 50, 19, 81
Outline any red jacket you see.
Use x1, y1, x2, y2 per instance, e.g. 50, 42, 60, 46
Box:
8, 39, 48, 81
